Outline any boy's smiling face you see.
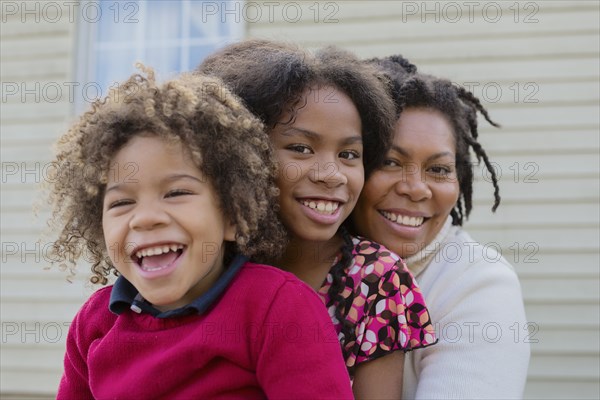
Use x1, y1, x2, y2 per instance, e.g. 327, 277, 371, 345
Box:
102, 134, 236, 311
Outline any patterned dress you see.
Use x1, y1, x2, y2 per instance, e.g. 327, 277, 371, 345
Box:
318, 236, 436, 374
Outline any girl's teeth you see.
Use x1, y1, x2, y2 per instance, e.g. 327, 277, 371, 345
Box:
301, 200, 340, 215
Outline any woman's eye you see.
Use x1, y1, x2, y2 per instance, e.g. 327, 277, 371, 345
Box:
429, 165, 452, 175
286, 144, 312, 154
383, 159, 400, 167
339, 150, 361, 160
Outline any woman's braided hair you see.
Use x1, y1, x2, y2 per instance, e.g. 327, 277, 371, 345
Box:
369, 55, 501, 225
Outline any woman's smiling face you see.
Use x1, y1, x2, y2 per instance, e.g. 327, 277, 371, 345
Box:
352, 107, 460, 258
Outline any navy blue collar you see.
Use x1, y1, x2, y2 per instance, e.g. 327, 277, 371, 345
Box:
109, 254, 247, 318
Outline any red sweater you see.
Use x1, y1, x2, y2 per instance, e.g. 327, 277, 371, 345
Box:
58, 262, 353, 399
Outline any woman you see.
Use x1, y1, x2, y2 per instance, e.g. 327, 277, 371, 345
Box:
352, 55, 530, 399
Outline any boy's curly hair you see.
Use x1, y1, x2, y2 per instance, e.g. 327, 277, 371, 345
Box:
197, 39, 397, 177
45, 65, 286, 284
368, 55, 501, 226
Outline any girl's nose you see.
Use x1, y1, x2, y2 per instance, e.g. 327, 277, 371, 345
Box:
309, 160, 348, 188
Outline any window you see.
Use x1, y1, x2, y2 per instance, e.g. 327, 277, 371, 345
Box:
75, 0, 244, 113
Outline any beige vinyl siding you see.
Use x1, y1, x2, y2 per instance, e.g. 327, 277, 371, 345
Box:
1, 4, 91, 398
247, 1, 600, 399
0, 1, 598, 398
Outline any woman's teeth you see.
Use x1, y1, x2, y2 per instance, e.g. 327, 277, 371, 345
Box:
381, 211, 424, 227
135, 244, 183, 259
300, 200, 340, 215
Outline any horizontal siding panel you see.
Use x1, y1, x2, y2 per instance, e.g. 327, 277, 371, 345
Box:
1, 101, 71, 122
465, 227, 599, 251
472, 177, 599, 203
251, 0, 597, 23
2, 36, 71, 59
525, 304, 600, 329
467, 201, 599, 226
250, 3, 599, 38
529, 327, 600, 354
0, 121, 69, 142
1, 346, 64, 372
528, 354, 599, 379
1, 10, 72, 37
519, 278, 599, 303
514, 252, 600, 278
477, 129, 600, 154
1, 300, 84, 322
1, 323, 71, 347
1, 277, 95, 301
1, 370, 59, 397
525, 380, 599, 400
483, 104, 599, 129
469, 152, 599, 178
419, 57, 599, 83
1, 57, 71, 80
457, 80, 600, 108
347, 32, 599, 62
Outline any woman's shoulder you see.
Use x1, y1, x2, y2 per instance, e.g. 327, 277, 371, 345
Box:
440, 227, 517, 274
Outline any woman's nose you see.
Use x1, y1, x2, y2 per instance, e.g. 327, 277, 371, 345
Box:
394, 163, 432, 201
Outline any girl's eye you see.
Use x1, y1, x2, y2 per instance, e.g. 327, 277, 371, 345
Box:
165, 189, 192, 198
339, 150, 361, 160
286, 144, 312, 154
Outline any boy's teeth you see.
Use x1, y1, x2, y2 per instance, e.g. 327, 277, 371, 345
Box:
381, 212, 424, 227
136, 244, 183, 259
301, 200, 339, 215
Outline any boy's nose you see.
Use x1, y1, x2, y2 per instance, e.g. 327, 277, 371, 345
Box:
129, 202, 170, 231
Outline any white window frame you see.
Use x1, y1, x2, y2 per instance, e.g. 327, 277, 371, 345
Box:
73, 0, 245, 114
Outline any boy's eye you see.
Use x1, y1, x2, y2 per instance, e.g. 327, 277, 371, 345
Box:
339, 150, 361, 160
286, 144, 312, 154
107, 199, 134, 209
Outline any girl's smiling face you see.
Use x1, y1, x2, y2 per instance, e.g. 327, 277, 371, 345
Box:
270, 86, 364, 243
102, 135, 236, 311
352, 107, 460, 258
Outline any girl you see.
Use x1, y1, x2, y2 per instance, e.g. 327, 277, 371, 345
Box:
352, 56, 530, 398
47, 66, 353, 399
198, 39, 437, 399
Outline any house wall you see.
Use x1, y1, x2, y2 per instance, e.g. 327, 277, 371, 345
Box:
1, 1, 598, 398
